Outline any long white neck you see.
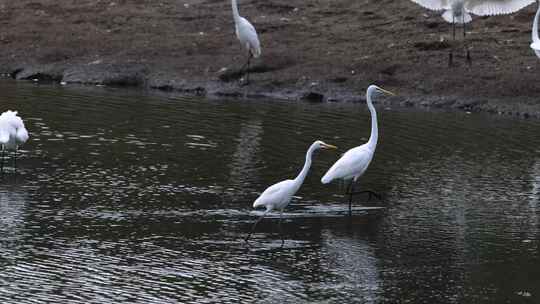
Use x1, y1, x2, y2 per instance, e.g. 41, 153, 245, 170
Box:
294, 143, 317, 185
231, 0, 240, 24
534, 6, 540, 43
366, 89, 378, 149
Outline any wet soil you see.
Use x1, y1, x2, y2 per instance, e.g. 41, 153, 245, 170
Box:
1, 0, 540, 117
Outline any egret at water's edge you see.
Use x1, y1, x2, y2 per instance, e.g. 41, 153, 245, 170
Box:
321, 85, 395, 216
531, 2, 540, 57
245, 140, 337, 246
231, 0, 261, 85
0, 110, 29, 174
410, 0, 536, 66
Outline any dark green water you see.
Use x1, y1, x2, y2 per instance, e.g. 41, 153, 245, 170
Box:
0, 80, 539, 303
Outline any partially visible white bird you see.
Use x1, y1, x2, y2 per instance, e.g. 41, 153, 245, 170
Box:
412, 0, 535, 21
0, 110, 29, 173
411, 0, 536, 65
245, 140, 337, 245
531, 2, 540, 57
321, 85, 394, 216
231, 0, 261, 84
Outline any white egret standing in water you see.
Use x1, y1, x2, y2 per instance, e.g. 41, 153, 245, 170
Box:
411, 0, 536, 65
530, 1, 540, 57
245, 140, 337, 245
0, 110, 29, 174
321, 85, 395, 216
231, 0, 261, 84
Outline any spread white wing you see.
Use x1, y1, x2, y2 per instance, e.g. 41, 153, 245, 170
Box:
465, 0, 535, 16
410, 0, 451, 11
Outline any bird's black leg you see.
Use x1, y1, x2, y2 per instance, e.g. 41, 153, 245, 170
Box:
345, 180, 383, 215
346, 180, 354, 216
351, 190, 383, 202
245, 211, 268, 243
245, 53, 251, 85
238, 61, 249, 75
13, 146, 17, 173
1, 146, 4, 175
239, 53, 251, 86
449, 18, 456, 67
278, 210, 284, 247
464, 20, 471, 66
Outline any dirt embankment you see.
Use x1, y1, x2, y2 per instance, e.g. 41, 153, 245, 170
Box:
1, 0, 540, 117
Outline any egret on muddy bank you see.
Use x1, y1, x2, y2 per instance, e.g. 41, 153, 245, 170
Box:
231, 0, 261, 84
321, 85, 395, 216
245, 140, 337, 245
411, 0, 536, 65
531, 2, 540, 57
0, 110, 29, 174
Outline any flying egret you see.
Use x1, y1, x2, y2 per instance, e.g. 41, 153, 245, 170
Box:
531, 2, 540, 57
321, 85, 395, 216
245, 140, 337, 245
231, 0, 261, 85
0, 110, 29, 174
411, 0, 536, 65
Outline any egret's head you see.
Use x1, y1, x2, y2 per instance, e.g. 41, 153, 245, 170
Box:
314, 140, 338, 150
368, 85, 395, 98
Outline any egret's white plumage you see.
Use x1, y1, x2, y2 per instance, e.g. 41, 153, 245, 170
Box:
246, 140, 337, 243
0, 110, 29, 173
321, 86, 393, 185
321, 85, 394, 215
231, 0, 261, 83
531, 4, 540, 57
443, 1, 473, 23
411, 0, 535, 65
412, 0, 535, 22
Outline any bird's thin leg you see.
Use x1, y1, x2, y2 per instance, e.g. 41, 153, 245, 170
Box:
346, 180, 354, 216
346, 180, 382, 211
13, 146, 17, 173
464, 20, 471, 65
245, 211, 268, 243
245, 53, 251, 84
350, 190, 383, 202
453, 16, 456, 40
0, 146, 4, 175
278, 210, 284, 247
449, 17, 455, 67
239, 60, 249, 74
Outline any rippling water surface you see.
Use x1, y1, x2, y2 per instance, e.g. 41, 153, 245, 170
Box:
0, 80, 539, 303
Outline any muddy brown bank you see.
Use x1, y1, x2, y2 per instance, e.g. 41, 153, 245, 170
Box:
1, 0, 540, 117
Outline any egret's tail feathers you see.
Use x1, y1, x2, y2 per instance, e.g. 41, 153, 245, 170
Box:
442, 10, 472, 24
321, 173, 333, 185
534, 48, 540, 58
16, 127, 29, 144
252, 46, 261, 58
0, 130, 9, 144
253, 197, 265, 209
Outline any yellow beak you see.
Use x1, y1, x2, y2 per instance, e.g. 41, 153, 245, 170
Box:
322, 143, 338, 150
379, 87, 396, 96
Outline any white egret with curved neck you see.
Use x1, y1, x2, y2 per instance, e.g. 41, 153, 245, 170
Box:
245, 140, 337, 245
231, 0, 261, 84
411, 0, 536, 65
0, 110, 29, 174
321, 85, 394, 216
531, 2, 540, 57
